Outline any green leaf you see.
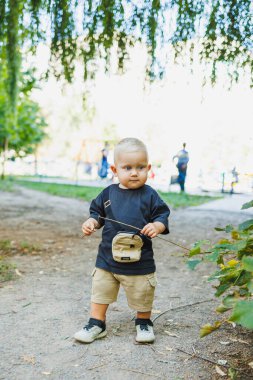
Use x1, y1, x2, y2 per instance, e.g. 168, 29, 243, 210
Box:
247, 280, 253, 293
242, 256, 253, 272
208, 268, 226, 281
223, 295, 238, 308
238, 219, 253, 231
200, 321, 221, 337
189, 246, 201, 257
206, 250, 219, 262
198, 240, 210, 245
216, 240, 247, 252
215, 283, 231, 297
225, 225, 234, 233
235, 270, 252, 286
241, 200, 253, 210
208, 267, 240, 282
230, 241, 247, 251
239, 288, 249, 296
217, 255, 224, 265
187, 259, 202, 270
230, 300, 253, 329
215, 227, 225, 231
228, 368, 237, 380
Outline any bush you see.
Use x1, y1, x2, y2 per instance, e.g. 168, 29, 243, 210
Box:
188, 200, 253, 336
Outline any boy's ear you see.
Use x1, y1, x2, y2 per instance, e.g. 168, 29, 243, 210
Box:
110, 165, 117, 176
148, 164, 151, 171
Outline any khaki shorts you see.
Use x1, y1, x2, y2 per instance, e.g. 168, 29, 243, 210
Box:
91, 268, 157, 312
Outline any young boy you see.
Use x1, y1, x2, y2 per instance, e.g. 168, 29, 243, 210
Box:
74, 138, 170, 343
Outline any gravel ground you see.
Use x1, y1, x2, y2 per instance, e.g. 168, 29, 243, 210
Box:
0, 186, 253, 380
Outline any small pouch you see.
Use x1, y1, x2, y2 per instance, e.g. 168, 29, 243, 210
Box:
112, 232, 143, 263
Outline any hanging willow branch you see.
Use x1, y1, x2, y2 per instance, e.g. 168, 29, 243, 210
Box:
0, 0, 252, 111
6, 0, 22, 113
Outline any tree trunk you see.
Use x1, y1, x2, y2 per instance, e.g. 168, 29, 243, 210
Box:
34, 148, 38, 176
1, 138, 8, 180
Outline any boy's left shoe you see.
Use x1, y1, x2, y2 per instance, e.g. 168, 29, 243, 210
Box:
135, 318, 155, 343
74, 318, 107, 343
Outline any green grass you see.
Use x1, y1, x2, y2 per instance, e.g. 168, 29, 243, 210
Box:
14, 179, 219, 208
157, 190, 219, 208
0, 239, 16, 282
0, 178, 14, 192
16, 179, 104, 202
0, 258, 16, 282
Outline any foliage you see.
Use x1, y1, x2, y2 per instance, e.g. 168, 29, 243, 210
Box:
158, 190, 220, 209
0, 257, 15, 282
0, 0, 252, 110
0, 238, 41, 282
0, 64, 47, 178
13, 98, 47, 156
0, 238, 41, 256
188, 199, 253, 336
0, 239, 15, 282
15, 178, 218, 208
15, 179, 105, 202
0, 176, 14, 191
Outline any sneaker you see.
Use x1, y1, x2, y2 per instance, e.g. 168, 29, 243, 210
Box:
135, 318, 155, 343
74, 318, 107, 343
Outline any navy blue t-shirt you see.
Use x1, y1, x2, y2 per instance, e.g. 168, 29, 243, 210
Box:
89, 184, 170, 275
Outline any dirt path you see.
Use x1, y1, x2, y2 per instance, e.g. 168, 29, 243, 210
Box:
0, 187, 253, 380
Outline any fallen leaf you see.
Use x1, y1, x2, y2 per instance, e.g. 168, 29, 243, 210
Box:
15, 269, 23, 277
164, 330, 179, 338
230, 338, 250, 345
215, 365, 226, 376
200, 322, 221, 337
22, 355, 35, 364
42, 372, 51, 375
248, 362, 253, 369
165, 346, 173, 351
219, 341, 231, 346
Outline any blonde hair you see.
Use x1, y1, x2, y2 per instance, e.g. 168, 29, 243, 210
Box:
114, 138, 148, 162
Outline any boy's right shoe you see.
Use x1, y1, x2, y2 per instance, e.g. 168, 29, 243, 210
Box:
135, 318, 155, 343
74, 317, 107, 343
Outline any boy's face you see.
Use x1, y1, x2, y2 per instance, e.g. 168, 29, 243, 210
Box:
111, 150, 151, 189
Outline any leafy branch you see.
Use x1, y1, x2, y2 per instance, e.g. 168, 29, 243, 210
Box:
187, 200, 253, 336
0, 0, 252, 112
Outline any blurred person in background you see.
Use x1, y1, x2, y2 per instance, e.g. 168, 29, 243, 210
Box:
98, 147, 109, 179
173, 143, 189, 192
230, 166, 239, 194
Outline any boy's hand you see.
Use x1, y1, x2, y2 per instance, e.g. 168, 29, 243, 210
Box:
141, 222, 165, 238
82, 218, 99, 236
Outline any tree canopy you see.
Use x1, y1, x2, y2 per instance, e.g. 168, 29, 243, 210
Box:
0, 0, 252, 110
0, 64, 47, 178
